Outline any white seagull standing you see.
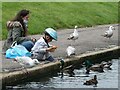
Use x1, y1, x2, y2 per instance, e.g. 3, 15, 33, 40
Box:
66, 45, 76, 57
101, 26, 115, 39
67, 25, 79, 42
14, 56, 40, 67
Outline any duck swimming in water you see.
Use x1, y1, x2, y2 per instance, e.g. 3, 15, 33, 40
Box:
60, 64, 75, 77
83, 75, 98, 87
83, 60, 93, 74
86, 64, 104, 74
101, 60, 112, 70
59, 58, 75, 77
63, 65, 75, 77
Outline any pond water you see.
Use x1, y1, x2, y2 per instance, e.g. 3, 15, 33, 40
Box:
5, 58, 119, 89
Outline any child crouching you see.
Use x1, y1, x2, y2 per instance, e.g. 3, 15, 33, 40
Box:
31, 28, 58, 62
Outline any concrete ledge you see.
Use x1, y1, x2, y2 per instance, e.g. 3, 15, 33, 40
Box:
1, 46, 120, 86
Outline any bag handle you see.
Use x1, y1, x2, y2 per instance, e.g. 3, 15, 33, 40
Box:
11, 41, 17, 48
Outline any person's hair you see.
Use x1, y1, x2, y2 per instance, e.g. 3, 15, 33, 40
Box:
11, 9, 30, 35
44, 31, 53, 39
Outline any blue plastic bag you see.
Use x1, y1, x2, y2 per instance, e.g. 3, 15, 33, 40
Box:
6, 45, 32, 59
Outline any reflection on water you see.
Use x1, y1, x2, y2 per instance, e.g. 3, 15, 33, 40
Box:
5, 58, 119, 89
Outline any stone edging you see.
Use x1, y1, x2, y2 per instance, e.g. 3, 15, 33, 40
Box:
1, 46, 120, 87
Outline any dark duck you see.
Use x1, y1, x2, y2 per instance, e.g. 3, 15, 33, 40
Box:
86, 63, 104, 74
83, 60, 93, 74
101, 60, 112, 70
62, 65, 75, 77
83, 75, 98, 87
59, 58, 75, 77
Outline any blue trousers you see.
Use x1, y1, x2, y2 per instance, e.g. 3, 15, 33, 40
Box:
46, 56, 54, 62
20, 41, 34, 52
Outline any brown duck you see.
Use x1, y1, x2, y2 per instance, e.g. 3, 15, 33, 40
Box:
86, 64, 104, 73
61, 65, 75, 77
83, 75, 98, 87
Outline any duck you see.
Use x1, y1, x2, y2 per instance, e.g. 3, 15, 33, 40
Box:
87, 64, 104, 73
59, 58, 75, 77
61, 64, 75, 77
83, 60, 93, 74
64, 65, 75, 77
101, 61, 112, 70
83, 75, 98, 87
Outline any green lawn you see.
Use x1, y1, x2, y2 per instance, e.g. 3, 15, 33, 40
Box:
2, 2, 118, 39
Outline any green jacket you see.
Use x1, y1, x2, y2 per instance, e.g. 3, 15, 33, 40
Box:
3, 21, 31, 51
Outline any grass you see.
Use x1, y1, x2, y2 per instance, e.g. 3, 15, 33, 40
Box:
2, 2, 118, 39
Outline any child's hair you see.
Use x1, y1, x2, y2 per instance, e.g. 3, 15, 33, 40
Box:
44, 31, 53, 39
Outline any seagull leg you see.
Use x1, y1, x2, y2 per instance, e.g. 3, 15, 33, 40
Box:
15, 61, 29, 74
74, 40, 76, 47
20, 64, 29, 75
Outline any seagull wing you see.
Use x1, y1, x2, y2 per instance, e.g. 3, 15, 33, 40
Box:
67, 33, 74, 40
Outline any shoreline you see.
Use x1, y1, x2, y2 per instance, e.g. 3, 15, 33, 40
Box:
1, 46, 120, 87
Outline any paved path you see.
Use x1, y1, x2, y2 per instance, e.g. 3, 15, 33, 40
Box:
0, 24, 118, 72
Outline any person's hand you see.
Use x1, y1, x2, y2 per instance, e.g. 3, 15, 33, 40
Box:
51, 45, 57, 49
46, 46, 57, 52
31, 38, 36, 43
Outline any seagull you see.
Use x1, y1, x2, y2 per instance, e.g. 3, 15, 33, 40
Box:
101, 26, 115, 39
66, 45, 76, 57
67, 25, 79, 41
14, 56, 40, 67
